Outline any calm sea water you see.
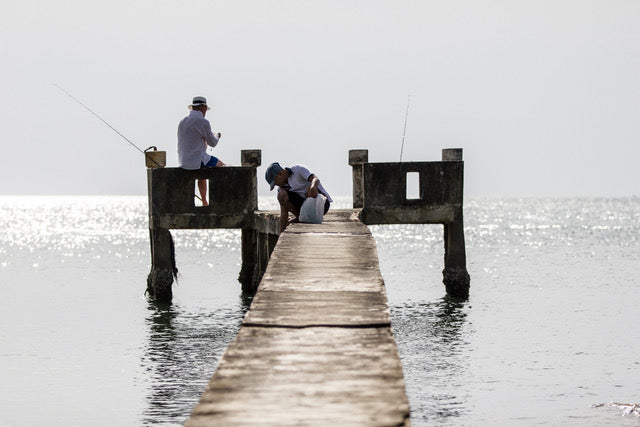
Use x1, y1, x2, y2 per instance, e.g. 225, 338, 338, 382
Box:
1, 196, 639, 426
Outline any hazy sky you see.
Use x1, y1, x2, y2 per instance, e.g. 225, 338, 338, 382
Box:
1, 0, 638, 197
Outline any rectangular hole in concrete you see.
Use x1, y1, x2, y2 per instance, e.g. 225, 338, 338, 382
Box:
406, 172, 420, 200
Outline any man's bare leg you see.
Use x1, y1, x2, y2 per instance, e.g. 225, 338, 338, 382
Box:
198, 179, 208, 206
198, 159, 226, 206
277, 190, 300, 232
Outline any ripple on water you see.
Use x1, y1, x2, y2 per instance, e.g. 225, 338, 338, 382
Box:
140, 300, 249, 424
391, 298, 473, 424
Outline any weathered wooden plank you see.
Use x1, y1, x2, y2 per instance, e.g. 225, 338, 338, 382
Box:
185, 327, 410, 427
243, 289, 390, 327
245, 214, 390, 327
260, 233, 384, 292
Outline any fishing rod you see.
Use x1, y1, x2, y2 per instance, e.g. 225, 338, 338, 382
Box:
54, 84, 174, 179
52, 84, 205, 201
399, 93, 410, 162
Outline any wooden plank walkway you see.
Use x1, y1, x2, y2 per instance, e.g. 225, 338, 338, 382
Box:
185, 210, 411, 426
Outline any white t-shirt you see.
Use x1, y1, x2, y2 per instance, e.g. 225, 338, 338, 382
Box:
284, 165, 333, 202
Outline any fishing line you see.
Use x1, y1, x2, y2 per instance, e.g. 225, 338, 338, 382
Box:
53, 83, 147, 155
53, 83, 169, 171
399, 93, 410, 162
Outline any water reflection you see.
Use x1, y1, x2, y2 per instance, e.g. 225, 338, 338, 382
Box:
141, 299, 249, 425
391, 296, 471, 425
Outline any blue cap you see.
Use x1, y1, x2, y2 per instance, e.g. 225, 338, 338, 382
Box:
265, 162, 284, 190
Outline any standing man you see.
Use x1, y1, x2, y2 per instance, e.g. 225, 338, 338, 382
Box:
177, 96, 226, 206
265, 162, 333, 232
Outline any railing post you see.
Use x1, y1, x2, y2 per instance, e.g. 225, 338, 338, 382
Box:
349, 149, 368, 209
241, 149, 261, 210
442, 148, 463, 161
241, 149, 262, 168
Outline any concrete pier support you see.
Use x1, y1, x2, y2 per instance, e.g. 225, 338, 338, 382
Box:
236, 150, 280, 294
354, 148, 470, 298
238, 149, 262, 293
443, 207, 470, 298
146, 227, 177, 302
238, 229, 258, 293
238, 228, 278, 294
441, 148, 470, 298
443, 231, 470, 297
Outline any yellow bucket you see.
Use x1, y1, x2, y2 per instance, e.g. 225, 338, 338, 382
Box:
145, 146, 166, 168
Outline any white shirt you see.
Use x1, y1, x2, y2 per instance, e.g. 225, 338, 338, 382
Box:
284, 165, 333, 202
177, 110, 220, 170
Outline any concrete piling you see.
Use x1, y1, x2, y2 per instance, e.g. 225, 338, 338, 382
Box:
146, 227, 176, 302
441, 148, 470, 297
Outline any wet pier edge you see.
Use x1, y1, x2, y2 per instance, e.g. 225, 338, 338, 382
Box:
145, 148, 469, 424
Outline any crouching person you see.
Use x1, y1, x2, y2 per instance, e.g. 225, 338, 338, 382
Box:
265, 162, 333, 232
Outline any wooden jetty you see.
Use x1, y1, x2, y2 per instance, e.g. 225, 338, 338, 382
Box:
185, 210, 410, 425
145, 148, 470, 425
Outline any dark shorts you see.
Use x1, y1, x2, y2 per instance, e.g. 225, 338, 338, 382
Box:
287, 190, 330, 214
200, 156, 219, 168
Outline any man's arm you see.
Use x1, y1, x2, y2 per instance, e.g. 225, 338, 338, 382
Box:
306, 174, 320, 198
202, 121, 220, 148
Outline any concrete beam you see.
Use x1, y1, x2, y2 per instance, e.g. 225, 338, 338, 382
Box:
360, 204, 457, 225
150, 213, 250, 230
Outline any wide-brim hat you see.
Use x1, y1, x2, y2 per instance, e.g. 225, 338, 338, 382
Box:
188, 96, 211, 111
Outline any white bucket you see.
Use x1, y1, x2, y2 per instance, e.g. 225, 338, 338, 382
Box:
299, 194, 327, 224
